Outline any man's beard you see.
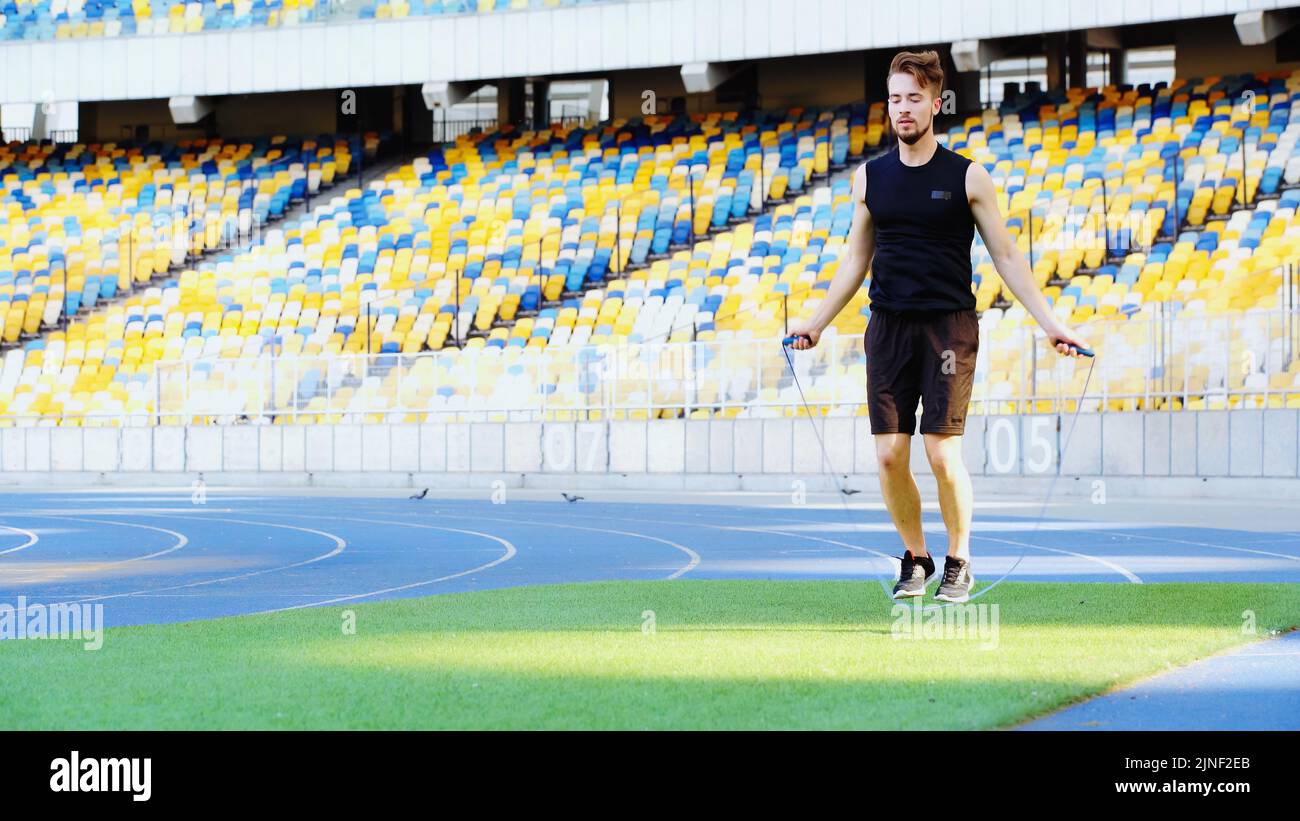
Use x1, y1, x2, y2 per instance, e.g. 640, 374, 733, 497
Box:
897, 119, 931, 145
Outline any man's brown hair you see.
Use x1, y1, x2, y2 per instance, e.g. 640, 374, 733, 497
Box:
887, 49, 945, 96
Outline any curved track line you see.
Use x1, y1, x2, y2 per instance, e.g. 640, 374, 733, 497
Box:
255, 516, 517, 613
572, 516, 898, 577
9, 515, 189, 566
972, 535, 1144, 584
371, 507, 886, 573
517, 506, 1237, 584
457, 517, 703, 579
0, 524, 40, 556
714, 524, 898, 563
247, 509, 702, 580
425, 508, 1141, 599
1109, 531, 1300, 564
53, 516, 189, 565
437, 507, 893, 564
60, 516, 346, 605
476, 507, 1141, 585
235, 504, 1146, 590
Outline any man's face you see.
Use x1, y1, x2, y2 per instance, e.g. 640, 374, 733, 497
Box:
887, 72, 940, 145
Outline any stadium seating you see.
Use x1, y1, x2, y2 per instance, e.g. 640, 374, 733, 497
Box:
0, 0, 619, 42
0, 134, 352, 336
0, 106, 871, 423
953, 72, 1300, 413
0, 134, 357, 421
0, 0, 326, 41
4, 68, 1300, 426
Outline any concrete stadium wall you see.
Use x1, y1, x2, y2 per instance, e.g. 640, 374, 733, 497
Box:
607, 51, 870, 118
4, 0, 1289, 106
2, 410, 1298, 497
1173, 13, 1300, 78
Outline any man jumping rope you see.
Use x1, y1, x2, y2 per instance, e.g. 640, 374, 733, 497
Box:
786, 49, 1091, 603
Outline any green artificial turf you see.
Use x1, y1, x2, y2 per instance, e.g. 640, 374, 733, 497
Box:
0, 581, 1295, 729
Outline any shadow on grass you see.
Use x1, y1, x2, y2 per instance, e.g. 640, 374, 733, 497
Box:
0, 580, 1296, 730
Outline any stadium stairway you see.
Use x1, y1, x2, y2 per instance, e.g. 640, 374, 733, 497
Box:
0, 133, 378, 350
0, 132, 403, 421
513, 117, 875, 333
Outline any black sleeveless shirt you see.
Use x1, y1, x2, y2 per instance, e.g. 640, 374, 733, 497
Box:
864, 143, 977, 313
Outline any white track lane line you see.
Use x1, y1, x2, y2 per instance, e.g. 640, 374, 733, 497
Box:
739, 521, 1141, 586
245, 509, 702, 580
465, 508, 1142, 582
1109, 531, 1300, 565
411, 506, 894, 562
713, 524, 897, 562
1, 516, 188, 567
972, 535, 1144, 584
0, 524, 39, 556
254, 517, 517, 613
455, 517, 702, 579
215, 502, 1294, 587
17, 508, 239, 516
376, 507, 1140, 588
57, 516, 346, 605
362, 507, 882, 574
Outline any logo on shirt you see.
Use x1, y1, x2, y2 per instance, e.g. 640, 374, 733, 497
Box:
931, 190, 952, 200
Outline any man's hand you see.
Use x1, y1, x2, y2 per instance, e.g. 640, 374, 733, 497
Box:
784, 321, 822, 350
1044, 321, 1092, 357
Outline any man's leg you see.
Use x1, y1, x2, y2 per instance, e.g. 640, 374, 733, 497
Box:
874, 433, 926, 556
915, 309, 979, 601
866, 309, 935, 597
923, 432, 972, 561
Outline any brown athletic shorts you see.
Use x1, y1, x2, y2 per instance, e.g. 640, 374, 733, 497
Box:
864, 306, 980, 436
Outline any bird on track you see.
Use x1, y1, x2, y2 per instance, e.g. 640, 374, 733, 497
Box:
409, 488, 429, 500
561, 492, 584, 503
840, 488, 861, 496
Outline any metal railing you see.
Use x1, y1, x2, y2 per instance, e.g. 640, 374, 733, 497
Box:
1, 128, 78, 144
433, 113, 597, 144
3, 299, 1297, 428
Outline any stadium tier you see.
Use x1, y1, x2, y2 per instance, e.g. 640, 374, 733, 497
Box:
0, 134, 354, 341
0, 0, 617, 41
0, 0, 324, 40
958, 71, 1300, 413
2, 70, 1300, 426
0, 133, 363, 421
0, 107, 869, 423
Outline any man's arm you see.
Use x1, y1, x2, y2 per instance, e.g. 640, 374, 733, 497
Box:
966, 161, 1090, 357
787, 162, 874, 349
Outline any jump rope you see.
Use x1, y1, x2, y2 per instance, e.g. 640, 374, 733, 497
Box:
781, 328, 1097, 610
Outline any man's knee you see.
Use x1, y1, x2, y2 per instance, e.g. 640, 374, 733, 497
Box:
876, 438, 910, 473
924, 435, 965, 477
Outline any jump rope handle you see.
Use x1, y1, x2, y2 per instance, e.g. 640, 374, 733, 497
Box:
1057, 340, 1095, 357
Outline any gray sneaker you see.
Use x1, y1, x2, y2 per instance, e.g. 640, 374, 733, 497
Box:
934, 556, 975, 603
892, 550, 937, 599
